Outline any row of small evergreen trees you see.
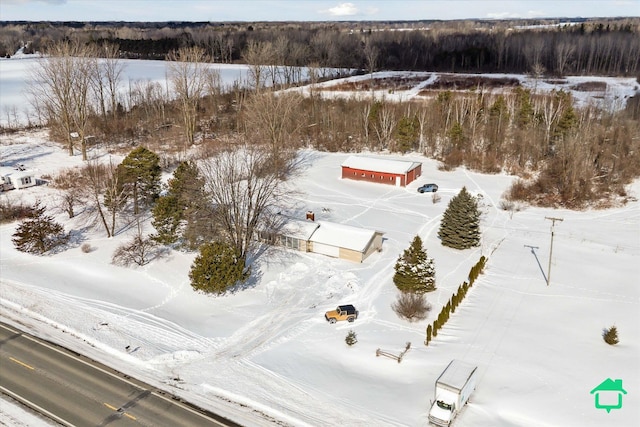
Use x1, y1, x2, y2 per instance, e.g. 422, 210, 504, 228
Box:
424, 256, 487, 346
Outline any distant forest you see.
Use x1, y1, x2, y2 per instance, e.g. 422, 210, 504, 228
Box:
1, 17, 639, 76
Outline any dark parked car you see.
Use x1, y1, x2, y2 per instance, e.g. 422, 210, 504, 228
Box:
417, 183, 438, 193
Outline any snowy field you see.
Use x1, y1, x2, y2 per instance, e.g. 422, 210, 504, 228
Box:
0, 52, 344, 127
0, 129, 638, 426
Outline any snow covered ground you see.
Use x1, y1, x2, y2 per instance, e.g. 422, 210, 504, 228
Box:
289, 70, 639, 113
0, 129, 638, 426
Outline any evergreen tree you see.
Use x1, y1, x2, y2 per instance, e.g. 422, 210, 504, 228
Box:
168, 160, 205, 206
151, 194, 181, 244
189, 241, 248, 295
449, 121, 465, 148
393, 235, 436, 293
117, 147, 161, 214
425, 324, 432, 345
345, 330, 358, 346
488, 95, 509, 143
438, 187, 481, 249
515, 88, 534, 129
171, 161, 213, 248
152, 160, 209, 246
12, 200, 69, 254
603, 325, 619, 345
552, 91, 577, 141
395, 115, 419, 153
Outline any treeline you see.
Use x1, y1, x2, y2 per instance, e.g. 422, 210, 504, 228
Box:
43, 70, 637, 209
1, 18, 639, 75
9, 41, 640, 210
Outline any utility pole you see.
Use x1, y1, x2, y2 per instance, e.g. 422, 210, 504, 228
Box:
545, 217, 563, 286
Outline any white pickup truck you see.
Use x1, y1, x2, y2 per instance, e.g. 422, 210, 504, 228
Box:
428, 360, 477, 426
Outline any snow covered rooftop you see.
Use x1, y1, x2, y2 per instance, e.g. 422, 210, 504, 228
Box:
1, 167, 36, 182
279, 219, 320, 240
341, 155, 421, 175
310, 220, 381, 252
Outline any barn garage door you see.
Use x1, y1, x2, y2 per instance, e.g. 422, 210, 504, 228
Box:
312, 242, 340, 258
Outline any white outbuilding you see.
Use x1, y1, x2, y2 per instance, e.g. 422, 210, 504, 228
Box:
271, 217, 384, 263
0, 169, 37, 191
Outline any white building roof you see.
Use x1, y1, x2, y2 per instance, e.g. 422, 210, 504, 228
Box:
310, 221, 380, 252
1, 168, 35, 180
9, 170, 35, 179
280, 219, 320, 241
341, 155, 421, 175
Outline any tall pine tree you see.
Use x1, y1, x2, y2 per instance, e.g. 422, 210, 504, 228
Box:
395, 115, 419, 153
152, 194, 181, 244
117, 147, 161, 214
152, 160, 209, 246
438, 187, 481, 249
393, 235, 436, 293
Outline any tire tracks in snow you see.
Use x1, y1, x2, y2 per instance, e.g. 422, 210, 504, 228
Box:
0, 280, 216, 357
236, 358, 405, 427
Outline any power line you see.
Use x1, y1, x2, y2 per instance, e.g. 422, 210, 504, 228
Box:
545, 217, 563, 286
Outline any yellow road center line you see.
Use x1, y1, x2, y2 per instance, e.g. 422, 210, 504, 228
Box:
104, 403, 136, 420
104, 402, 118, 411
9, 357, 34, 370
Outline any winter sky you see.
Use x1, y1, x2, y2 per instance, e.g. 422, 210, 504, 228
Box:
1, 0, 639, 22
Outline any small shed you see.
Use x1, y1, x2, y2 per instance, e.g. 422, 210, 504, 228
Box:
341, 155, 422, 187
1, 170, 37, 191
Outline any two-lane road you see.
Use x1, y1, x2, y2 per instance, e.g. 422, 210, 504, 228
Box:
0, 322, 241, 426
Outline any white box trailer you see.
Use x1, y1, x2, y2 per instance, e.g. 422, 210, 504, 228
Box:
428, 360, 477, 426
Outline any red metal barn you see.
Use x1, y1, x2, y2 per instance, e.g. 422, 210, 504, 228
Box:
341, 156, 422, 187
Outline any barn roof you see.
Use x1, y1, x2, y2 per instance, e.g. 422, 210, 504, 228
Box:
310, 221, 382, 252
341, 155, 421, 174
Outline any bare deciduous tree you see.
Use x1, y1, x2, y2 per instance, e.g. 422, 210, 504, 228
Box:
52, 168, 84, 218
91, 43, 124, 123
530, 62, 546, 92
198, 143, 296, 263
167, 46, 216, 148
82, 159, 124, 238
29, 41, 96, 160
373, 102, 396, 150
554, 41, 575, 77
243, 91, 304, 158
363, 38, 379, 77
243, 40, 273, 92
111, 222, 160, 267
